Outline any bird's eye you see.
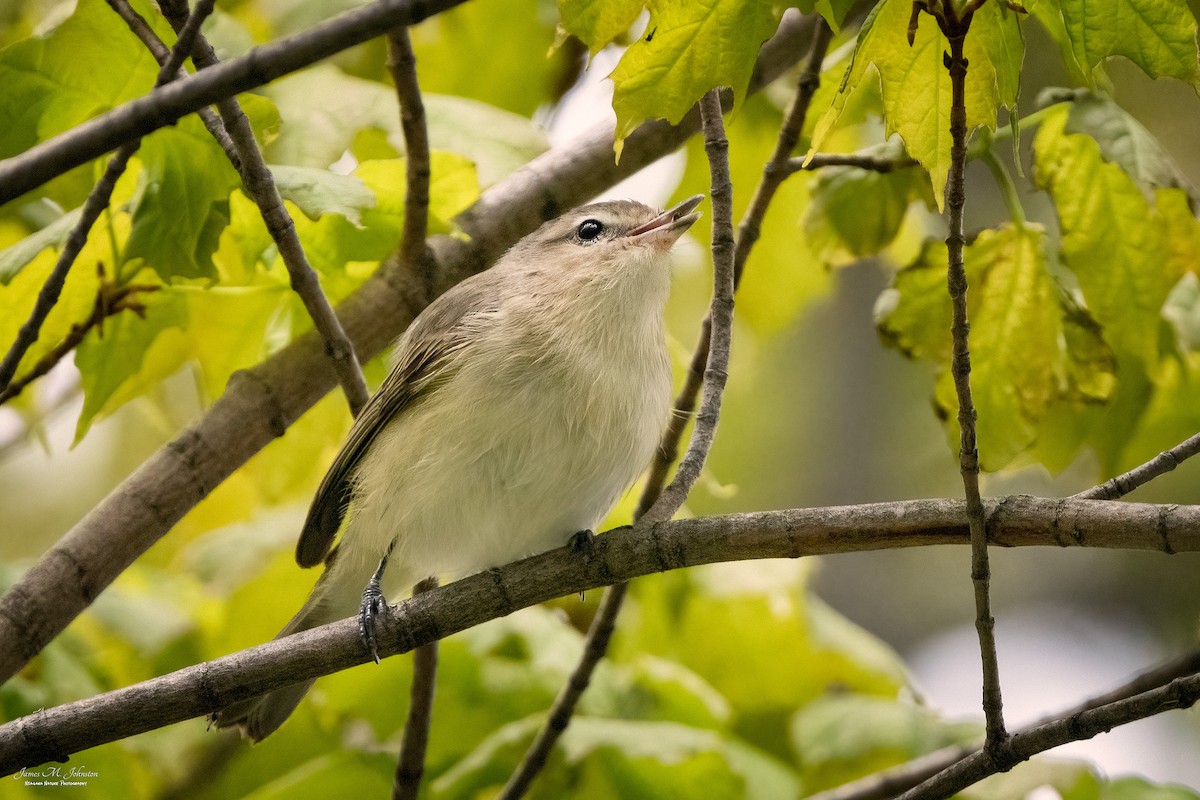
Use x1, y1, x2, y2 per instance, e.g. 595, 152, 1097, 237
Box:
576, 219, 604, 242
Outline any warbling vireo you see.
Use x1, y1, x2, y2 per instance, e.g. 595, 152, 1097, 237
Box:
211, 194, 703, 740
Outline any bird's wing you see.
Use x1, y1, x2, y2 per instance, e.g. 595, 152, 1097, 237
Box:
295, 275, 498, 568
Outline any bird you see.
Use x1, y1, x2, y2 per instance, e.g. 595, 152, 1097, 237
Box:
211, 194, 703, 741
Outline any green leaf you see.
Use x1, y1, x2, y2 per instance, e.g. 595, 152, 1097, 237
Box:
791, 695, 980, 791
124, 115, 244, 281
409, 0, 562, 117
0, 207, 81, 284
434, 716, 799, 800
878, 224, 1117, 470
814, 0, 859, 31
269, 166, 375, 226
809, 0, 1024, 209
0, 0, 161, 160
1064, 92, 1195, 198
803, 164, 929, 265
74, 283, 287, 441
610, 0, 782, 157
241, 751, 395, 800
1057, 0, 1200, 88
558, 0, 644, 53
1034, 108, 1190, 369
262, 65, 547, 184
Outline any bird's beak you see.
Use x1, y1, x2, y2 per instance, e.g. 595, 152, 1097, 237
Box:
629, 194, 704, 247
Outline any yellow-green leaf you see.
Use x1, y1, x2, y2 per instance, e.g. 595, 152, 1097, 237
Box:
610, 0, 781, 157
558, 0, 644, 53
1033, 108, 1189, 369
1058, 0, 1200, 88
809, 0, 1024, 209
878, 224, 1116, 470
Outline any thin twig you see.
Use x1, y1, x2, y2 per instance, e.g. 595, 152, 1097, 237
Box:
808, 647, 1200, 800
924, 0, 1008, 751
785, 150, 917, 174
158, 0, 370, 415
897, 657, 1200, 799
383, 28, 438, 799
500, 27, 833, 797
0, 0, 216, 396
105, 0, 240, 168
3, 494, 1200, 774
393, 578, 438, 800
0, 269, 159, 405
385, 28, 434, 280
641, 20, 833, 510
636, 91, 734, 525
1074, 432, 1200, 500
0, 0, 471, 206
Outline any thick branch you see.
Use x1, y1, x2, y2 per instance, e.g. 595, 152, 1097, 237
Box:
0, 10, 815, 687
0, 0, 471, 205
158, 0, 370, 415
1, 494, 1197, 774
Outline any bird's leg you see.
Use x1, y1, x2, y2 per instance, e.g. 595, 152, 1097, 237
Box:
359, 541, 396, 664
568, 528, 595, 557
568, 529, 595, 601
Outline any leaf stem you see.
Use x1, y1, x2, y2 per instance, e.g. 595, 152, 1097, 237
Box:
979, 146, 1026, 227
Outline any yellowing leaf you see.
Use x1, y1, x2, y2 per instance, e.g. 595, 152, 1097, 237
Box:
878, 225, 1116, 470
1058, 0, 1200, 88
809, 0, 1024, 209
1034, 109, 1188, 368
609, 0, 781, 157
558, 0, 644, 54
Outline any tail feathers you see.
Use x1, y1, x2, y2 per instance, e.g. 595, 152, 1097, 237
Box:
209, 679, 316, 742
210, 582, 347, 742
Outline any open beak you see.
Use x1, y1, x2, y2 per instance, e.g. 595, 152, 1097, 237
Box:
629, 194, 704, 247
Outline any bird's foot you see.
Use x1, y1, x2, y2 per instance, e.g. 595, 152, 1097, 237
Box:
568, 528, 596, 557
359, 546, 394, 664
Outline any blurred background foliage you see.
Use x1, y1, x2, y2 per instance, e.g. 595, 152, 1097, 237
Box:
3, 0, 1200, 796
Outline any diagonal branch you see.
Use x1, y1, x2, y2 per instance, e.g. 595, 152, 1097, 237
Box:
157, 0, 370, 415
1074, 431, 1200, 500
0, 8, 815, 688
0, 0, 217, 396
809, 647, 1200, 800
0, 0, 472, 206
1, 494, 1198, 775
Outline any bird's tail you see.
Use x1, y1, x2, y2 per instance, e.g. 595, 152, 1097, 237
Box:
209, 553, 372, 741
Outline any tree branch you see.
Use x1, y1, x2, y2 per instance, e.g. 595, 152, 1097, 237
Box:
383, 27, 438, 799
0, 0, 472, 206
394, 578, 438, 800
104, 0, 240, 166
386, 27, 435, 279
1074, 431, 1200, 500
926, 0, 1008, 749
0, 0, 216, 395
1, 494, 1197, 775
641, 20, 833, 508
157, 0, 370, 415
0, 8, 815, 688
808, 648, 1200, 800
